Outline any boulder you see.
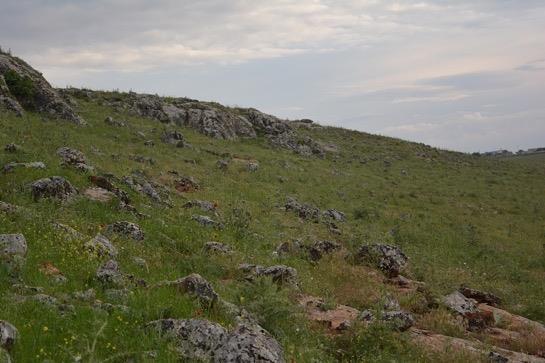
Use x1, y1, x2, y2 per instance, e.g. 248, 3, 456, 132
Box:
285, 197, 320, 221
96, 260, 124, 286
307, 240, 341, 261
443, 291, 477, 316
31, 176, 78, 201
192, 215, 224, 229
0, 53, 83, 123
84, 234, 118, 257
240, 264, 299, 287
105, 221, 144, 241
0, 321, 18, 351
161, 130, 187, 147
122, 172, 169, 204
356, 244, 408, 277
204, 242, 232, 255
3, 143, 21, 153
0, 234, 27, 273
162, 274, 219, 307
322, 209, 346, 222
104, 116, 126, 127
148, 319, 285, 363
381, 311, 415, 331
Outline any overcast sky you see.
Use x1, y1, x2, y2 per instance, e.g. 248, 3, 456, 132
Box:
2, 0, 544, 152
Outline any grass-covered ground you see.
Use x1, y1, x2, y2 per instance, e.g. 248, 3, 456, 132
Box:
1, 95, 544, 362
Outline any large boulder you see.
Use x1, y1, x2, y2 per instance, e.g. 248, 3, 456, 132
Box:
0, 52, 84, 124
148, 319, 285, 363
31, 176, 78, 201
356, 244, 408, 277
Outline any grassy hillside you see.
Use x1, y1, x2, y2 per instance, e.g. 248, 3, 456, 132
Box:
1, 93, 544, 362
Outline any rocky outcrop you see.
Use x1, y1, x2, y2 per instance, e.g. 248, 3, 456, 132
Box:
240, 263, 299, 287
356, 244, 408, 277
0, 53, 83, 124
57, 147, 93, 172
30, 176, 78, 201
148, 318, 285, 363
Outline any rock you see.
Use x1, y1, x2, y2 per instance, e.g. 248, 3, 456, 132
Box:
83, 187, 115, 202
73, 288, 96, 302
105, 221, 145, 241
217, 159, 229, 170
0, 321, 17, 351
96, 260, 124, 286
162, 274, 219, 307
459, 286, 501, 306
104, 116, 126, 127
381, 311, 414, 331
161, 130, 187, 147
192, 215, 224, 229
144, 139, 154, 146
359, 310, 375, 322
89, 175, 130, 204
307, 240, 341, 261
322, 209, 346, 222
443, 291, 477, 316
57, 147, 93, 172
0, 53, 84, 124
203, 241, 232, 255
356, 244, 408, 277
285, 197, 320, 221
174, 176, 200, 193
383, 295, 401, 311
148, 319, 285, 363
298, 295, 360, 331
31, 176, 78, 201
240, 264, 299, 287
3, 161, 45, 173
122, 172, 169, 204
84, 234, 118, 257
247, 162, 259, 172
0, 201, 19, 214
129, 154, 155, 165
0, 234, 27, 273
183, 200, 217, 213
3, 143, 20, 153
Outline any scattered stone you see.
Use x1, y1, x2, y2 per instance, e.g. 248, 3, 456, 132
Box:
307, 240, 341, 261
160, 274, 219, 307
104, 116, 126, 127
0, 321, 17, 351
203, 241, 232, 255
285, 197, 320, 221
192, 215, 224, 229
459, 286, 501, 306
0, 201, 19, 214
73, 288, 96, 302
3, 143, 20, 153
89, 175, 130, 204
96, 260, 124, 286
298, 295, 360, 331
247, 161, 259, 172
217, 159, 229, 170
57, 147, 93, 172
0, 234, 27, 273
148, 318, 285, 363
84, 234, 118, 257
161, 130, 188, 147
443, 291, 477, 316
381, 311, 415, 331
31, 176, 78, 201
359, 310, 375, 323
174, 176, 199, 193
3, 161, 45, 173
129, 154, 155, 165
240, 263, 299, 287
105, 288, 130, 303
322, 209, 346, 222
122, 172, 169, 204
105, 221, 144, 241
356, 244, 408, 277
11, 284, 44, 294
83, 187, 115, 202
183, 200, 217, 213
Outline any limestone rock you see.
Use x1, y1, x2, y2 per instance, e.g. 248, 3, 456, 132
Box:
443, 291, 477, 316
84, 234, 118, 257
31, 176, 78, 201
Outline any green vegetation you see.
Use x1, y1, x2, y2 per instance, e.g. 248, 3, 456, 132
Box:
3, 69, 35, 104
1, 95, 544, 362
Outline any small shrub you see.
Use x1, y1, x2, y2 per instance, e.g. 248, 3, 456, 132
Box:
4, 69, 35, 103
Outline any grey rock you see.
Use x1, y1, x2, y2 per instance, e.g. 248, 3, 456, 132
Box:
217, 159, 229, 170
57, 147, 87, 166
204, 242, 232, 255
383, 295, 401, 311
307, 240, 341, 261
240, 264, 298, 287
0, 234, 27, 273
443, 291, 477, 316
31, 293, 59, 307
322, 209, 346, 222
163, 273, 219, 307
3, 143, 20, 153
3, 161, 45, 173
356, 244, 408, 277
358, 310, 375, 322
381, 311, 414, 331
192, 215, 224, 229
31, 176, 78, 201
104, 116, 126, 127
96, 260, 124, 286
459, 286, 501, 306
122, 172, 169, 204
0, 53, 84, 124
183, 200, 217, 213
84, 234, 118, 257
105, 221, 144, 241
161, 130, 187, 147
73, 288, 96, 302
0, 321, 18, 351
129, 154, 155, 165
0, 201, 18, 214
247, 162, 259, 172
285, 197, 320, 221
148, 319, 285, 363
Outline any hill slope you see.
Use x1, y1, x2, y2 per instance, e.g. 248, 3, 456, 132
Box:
1, 55, 545, 362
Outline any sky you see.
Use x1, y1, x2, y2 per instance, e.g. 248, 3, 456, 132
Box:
1, 0, 544, 152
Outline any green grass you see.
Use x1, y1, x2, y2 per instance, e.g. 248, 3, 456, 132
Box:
1, 95, 544, 362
